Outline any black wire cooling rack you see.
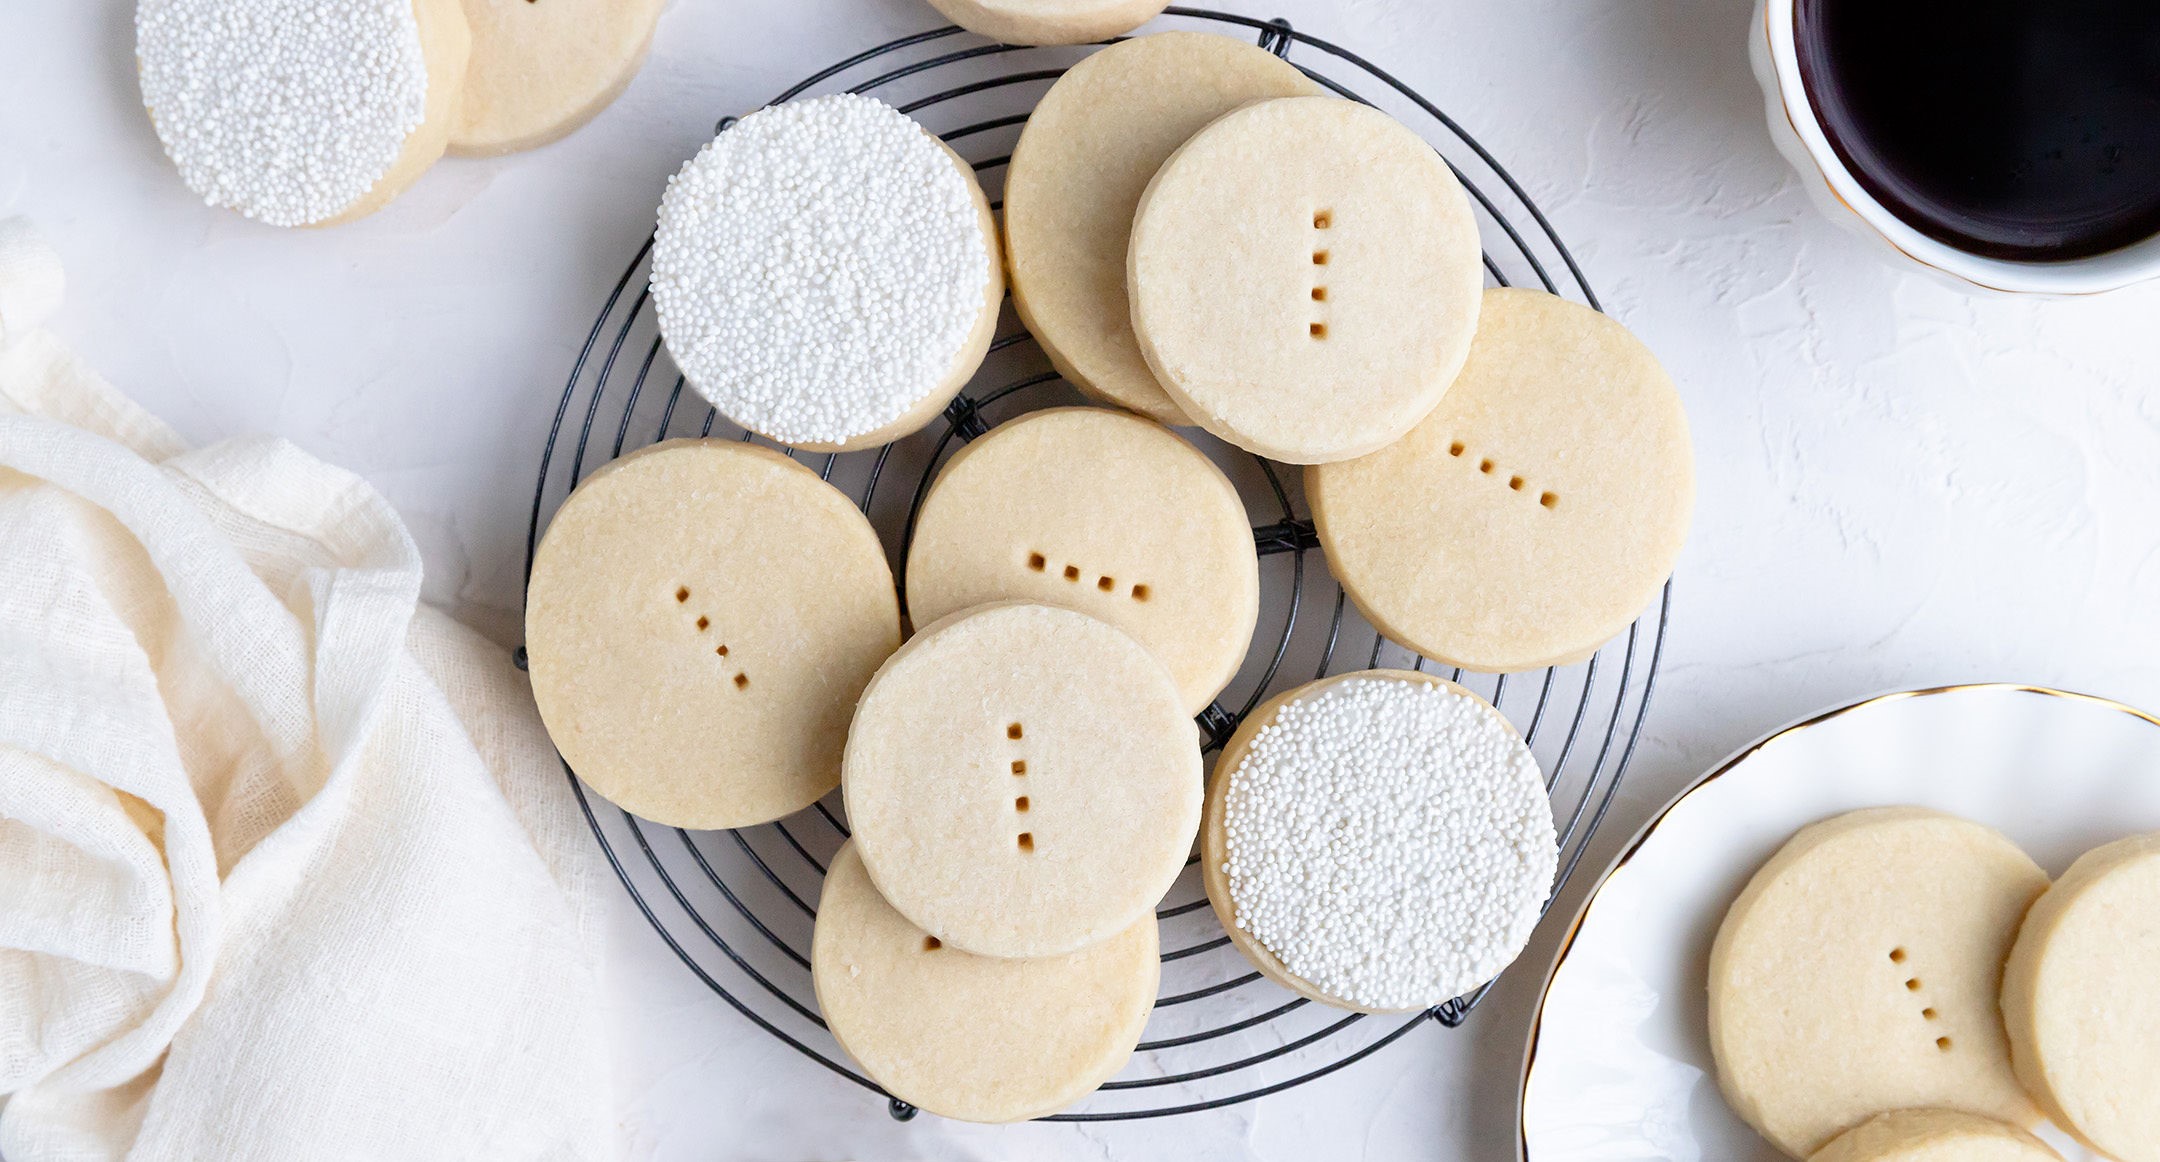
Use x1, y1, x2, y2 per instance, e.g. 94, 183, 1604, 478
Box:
517, 6, 1672, 1123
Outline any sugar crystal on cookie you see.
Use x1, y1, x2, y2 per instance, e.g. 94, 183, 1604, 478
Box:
650, 93, 992, 447
137, 0, 432, 226
1221, 676, 1555, 1011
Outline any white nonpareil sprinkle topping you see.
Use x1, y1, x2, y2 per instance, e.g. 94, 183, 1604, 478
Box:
650, 93, 991, 447
137, 0, 429, 227
1223, 677, 1557, 1010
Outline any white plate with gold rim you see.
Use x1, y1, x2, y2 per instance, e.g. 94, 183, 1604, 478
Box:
1517, 684, 2160, 1161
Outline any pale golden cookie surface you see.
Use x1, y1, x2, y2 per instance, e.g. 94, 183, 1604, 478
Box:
904, 407, 1258, 715
843, 602, 1201, 959
1307, 288, 1693, 673
449, 0, 665, 156
525, 439, 900, 830
1005, 32, 1321, 423
924, 0, 1167, 45
1127, 95, 1483, 463
2001, 832, 2160, 1162
812, 841, 1158, 1123
1808, 1110, 2062, 1162
1708, 808, 2049, 1158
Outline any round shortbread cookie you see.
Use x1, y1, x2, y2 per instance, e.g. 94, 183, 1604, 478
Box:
651, 93, 1002, 451
2001, 832, 2160, 1162
1809, 1110, 2062, 1162
1307, 288, 1693, 673
844, 602, 1201, 959
924, 0, 1167, 45
1202, 671, 1555, 1013
1127, 95, 1483, 463
1005, 33, 1321, 423
1708, 808, 2050, 1158
137, 0, 471, 227
525, 439, 900, 830
904, 407, 1259, 716
812, 841, 1157, 1122
448, 0, 665, 156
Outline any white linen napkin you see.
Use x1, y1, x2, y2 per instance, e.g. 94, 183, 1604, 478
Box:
0, 217, 612, 1161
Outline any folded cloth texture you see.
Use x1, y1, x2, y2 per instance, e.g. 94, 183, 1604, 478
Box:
0, 218, 611, 1161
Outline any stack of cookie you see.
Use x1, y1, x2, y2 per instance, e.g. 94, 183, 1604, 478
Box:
1710, 809, 2160, 1161
527, 28, 1697, 1121
135, 0, 665, 225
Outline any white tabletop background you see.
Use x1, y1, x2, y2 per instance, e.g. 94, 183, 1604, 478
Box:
5, 0, 2157, 1158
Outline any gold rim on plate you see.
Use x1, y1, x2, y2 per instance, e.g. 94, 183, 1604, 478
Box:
1514, 682, 2160, 1160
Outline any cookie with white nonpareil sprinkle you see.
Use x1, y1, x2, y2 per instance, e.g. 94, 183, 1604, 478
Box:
924, 0, 1168, 45
812, 841, 1158, 1123
137, 0, 471, 227
904, 407, 1259, 716
1306, 288, 1693, 673
447, 0, 665, 156
1004, 32, 1321, 423
844, 602, 1201, 959
1127, 96, 1483, 463
1807, 1110, 2061, 1162
2000, 832, 2160, 1162
1708, 808, 2048, 1158
650, 94, 1003, 451
1202, 670, 1556, 1013
525, 439, 900, 830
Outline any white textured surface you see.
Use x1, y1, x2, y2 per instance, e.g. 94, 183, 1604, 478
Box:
652, 93, 989, 445
136, 0, 428, 226
3, 0, 2158, 1156
1224, 677, 1555, 1010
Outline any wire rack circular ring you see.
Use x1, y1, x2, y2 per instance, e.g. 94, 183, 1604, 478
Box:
521, 6, 1672, 1124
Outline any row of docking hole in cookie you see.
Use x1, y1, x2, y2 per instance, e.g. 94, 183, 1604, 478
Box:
1026, 552, 1150, 602
1008, 720, 1033, 856
674, 586, 750, 690
917, 721, 1036, 957
1888, 945, 1954, 1053
1310, 208, 1332, 341
1447, 440, 1560, 510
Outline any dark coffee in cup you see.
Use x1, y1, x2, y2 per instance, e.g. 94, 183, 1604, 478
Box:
1794, 0, 2160, 261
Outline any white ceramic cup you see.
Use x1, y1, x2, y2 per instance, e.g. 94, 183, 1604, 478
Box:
1750, 0, 2160, 295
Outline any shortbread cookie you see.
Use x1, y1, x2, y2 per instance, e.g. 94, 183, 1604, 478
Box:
651, 94, 1002, 451
844, 602, 1200, 958
1307, 288, 1693, 672
1708, 808, 2049, 1158
525, 440, 899, 830
905, 408, 1258, 715
1005, 33, 1320, 423
448, 0, 665, 155
2001, 832, 2160, 1162
813, 841, 1157, 1122
1809, 1110, 2062, 1162
924, 0, 1167, 45
1127, 95, 1482, 463
1202, 671, 1555, 1013
138, 0, 471, 227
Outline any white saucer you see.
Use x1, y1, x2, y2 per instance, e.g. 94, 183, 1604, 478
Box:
1518, 684, 2160, 1161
